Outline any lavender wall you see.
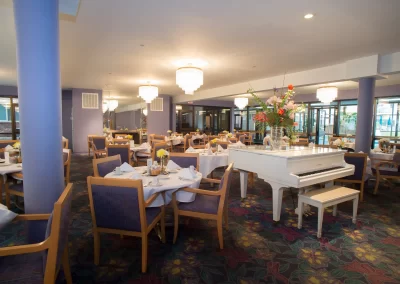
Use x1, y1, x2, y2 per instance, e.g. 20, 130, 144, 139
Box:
147, 94, 171, 135
72, 88, 103, 153
115, 109, 141, 130
62, 90, 73, 148
294, 84, 400, 103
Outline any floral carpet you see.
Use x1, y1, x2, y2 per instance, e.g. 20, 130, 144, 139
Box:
1, 154, 400, 284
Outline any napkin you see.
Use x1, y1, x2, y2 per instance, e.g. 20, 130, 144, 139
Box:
218, 145, 224, 152
5, 145, 13, 151
130, 172, 142, 180
205, 143, 210, 149
178, 166, 197, 180
185, 146, 195, 153
207, 147, 213, 155
120, 162, 135, 172
0, 204, 17, 230
117, 136, 123, 139
166, 160, 181, 170
308, 142, 315, 148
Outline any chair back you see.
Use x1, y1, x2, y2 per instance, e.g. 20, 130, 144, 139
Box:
329, 136, 342, 145
217, 141, 229, 149
151, 142, 168, 162
92, 136, 106, 150
183, 134, 191, 150
93, 155, 122, 177
0, 140, 18, 149
393, 152, 400, 171
113, 138, 129, 145
107, 144, 130, 164
151, 139, 165, 148
342, 153, 367, 181
228, 137, 237, 143
62, 139, 69, 149
87, 177, 147, 232
169, 153, 199, 170
43, 183, 74, 283
217, 163, 234, 215
153, 134, 166, 141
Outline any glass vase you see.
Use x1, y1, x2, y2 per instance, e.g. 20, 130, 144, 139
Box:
161, 156, 168, 174
270, 126, 284, 150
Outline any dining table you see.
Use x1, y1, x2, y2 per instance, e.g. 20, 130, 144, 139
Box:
104, 166, 202, 207
186, 149, 229, 177
166, 136, 184, 146
369, 151, 396, 172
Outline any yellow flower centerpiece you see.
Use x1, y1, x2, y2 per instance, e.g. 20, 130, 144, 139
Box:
227, 133, 233, 138
13, 142, 21, 149
125, 135, 133, 140
156, 148, 169, 174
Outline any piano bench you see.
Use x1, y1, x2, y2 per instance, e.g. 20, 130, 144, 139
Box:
297, 186, 359, 238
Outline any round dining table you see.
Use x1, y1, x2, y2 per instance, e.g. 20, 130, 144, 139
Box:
104, 166, 202, 207
187, 149, 229, 177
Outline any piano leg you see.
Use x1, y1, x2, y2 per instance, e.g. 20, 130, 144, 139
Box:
270, 182, 284, 222
239, 171, 248, 198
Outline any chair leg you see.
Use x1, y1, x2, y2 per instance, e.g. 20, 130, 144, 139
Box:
359, 182, 364, 202
160, 207, 166, 244
217, 220, 224, 249
62, 244, 73, 284
93, 231, 100, 265
173, 208, 179, 244
332, 205, 337, 216
5, 186, 10, 209
0, 182, 3, 205
141, 235, 148, 273
373, 176, 380, 195
317, 206, 324, 238
223, 206, 229, 229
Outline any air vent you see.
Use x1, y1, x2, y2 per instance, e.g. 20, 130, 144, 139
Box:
82, 93, 99, 109
150, 98, 163, 111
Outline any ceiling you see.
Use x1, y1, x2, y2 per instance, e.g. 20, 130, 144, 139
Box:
1, 0, 400, 106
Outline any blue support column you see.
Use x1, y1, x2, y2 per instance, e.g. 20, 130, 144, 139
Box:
14, 0, 64, 241
355, 77, 376, 153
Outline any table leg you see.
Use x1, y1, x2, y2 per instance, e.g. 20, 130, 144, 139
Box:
239, 171, 248, 198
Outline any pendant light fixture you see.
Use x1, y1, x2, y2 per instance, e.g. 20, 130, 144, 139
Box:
138, 83, 158, 103
316, 86, 338, 104
176, 64, 204, 95
234, 97, 249, 109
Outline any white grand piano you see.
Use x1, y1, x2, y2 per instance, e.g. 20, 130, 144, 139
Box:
228, 146, 355, 222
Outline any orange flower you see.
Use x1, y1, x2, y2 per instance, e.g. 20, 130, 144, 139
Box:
278, 109, 284, 115
288, 84, 294, 90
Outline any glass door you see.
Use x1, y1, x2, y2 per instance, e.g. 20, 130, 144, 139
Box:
309, 103, 338, 145
11, 103, 20, 140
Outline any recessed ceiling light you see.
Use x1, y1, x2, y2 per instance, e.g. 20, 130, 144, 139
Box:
304, 13, 314, 19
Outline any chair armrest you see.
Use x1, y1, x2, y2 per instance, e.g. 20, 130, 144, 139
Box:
175, 187, 221, 196
144, 192, 161, 207
201, 178, 221, 184
0, 239, 49, 257
15, 214, 51, 221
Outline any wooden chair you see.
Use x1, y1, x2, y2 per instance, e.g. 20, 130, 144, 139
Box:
92, 136, 107, 159
372, 152, 400, 195
0, 183, 74, 284
169, 153, 199, 170
63, 138, 69, 149
228, 137, 237, 143
87, 177, 165, 273
151, 142, 168, 163
63, 149, 72, 184
0, 140, 19, 149
87, 135, 96, 156
335, 153, 368, 201
329, 136, 342, 146
93, 155, 122, 177
292, 137, 309, 146
107, 144, 131, 165
172, 163, 234, 249
189, 136, 205, 149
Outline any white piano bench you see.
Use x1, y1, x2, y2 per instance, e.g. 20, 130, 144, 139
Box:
297, 186, 359, 238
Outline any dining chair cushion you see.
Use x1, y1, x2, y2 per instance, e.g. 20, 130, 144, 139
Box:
92, 138, 106, 150
91, 185, 160, 232
178, 194, 220, 214
107, 148, 129, 164
169, 156, 198, 169
0, 252, 44, 284
96, 159, 121, 177
342, 155, 366, 181
8, 183, 24, 193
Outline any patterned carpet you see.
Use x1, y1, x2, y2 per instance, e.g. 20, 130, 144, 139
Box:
1, 154, 400, 284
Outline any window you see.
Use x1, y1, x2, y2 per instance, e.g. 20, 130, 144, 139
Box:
339, 100, 358, 136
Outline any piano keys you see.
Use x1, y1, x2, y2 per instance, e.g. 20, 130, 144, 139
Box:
228, 146, 355, 221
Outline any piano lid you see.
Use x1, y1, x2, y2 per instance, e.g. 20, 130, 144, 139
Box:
229, 146, 345, 160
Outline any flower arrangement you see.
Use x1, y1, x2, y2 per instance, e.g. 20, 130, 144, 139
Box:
222, 130, 229, 134
196, 129, 200, 132
233, 129, 236, 132
378, 138, 391, 150
125, 128, 129, 131
333, 138, 345, 148
227, 133, 233, 138
167, 130, 172, 133
156, 148, 169, 158
125, 135, 133, 140
13, 141, 21, 149
249, 84, 302, 127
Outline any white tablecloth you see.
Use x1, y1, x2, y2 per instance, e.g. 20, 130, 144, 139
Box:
0, 163, 23, 184
105, 166, 202, 207
191, 149, 229, 177
166, 137, 184, 146
344, 142, 355, 149
369, 152, 396, 172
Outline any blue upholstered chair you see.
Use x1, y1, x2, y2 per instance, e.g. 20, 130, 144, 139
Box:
92, 155, 122, 177
372, 152, 400, 195
92, 136, 107, 159
151, 142, 168, 163
0, 183, 74, 284
335, 153, 368, 201
87, 177, 165, 273
107, 144, 131, 165
168, 153, 199, 170
172, 163, 234, 249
